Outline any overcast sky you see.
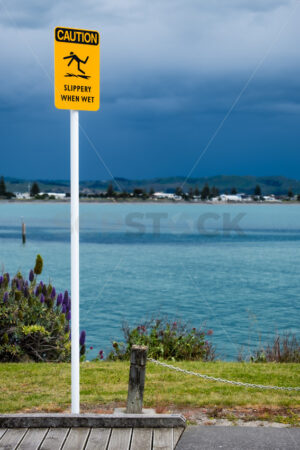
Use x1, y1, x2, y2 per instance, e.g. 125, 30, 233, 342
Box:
0, 0, 300, 180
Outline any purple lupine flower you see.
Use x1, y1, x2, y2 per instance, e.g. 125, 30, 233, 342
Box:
66, 311, 71, 321
0, 276, 3, 286
3, 292, 8, 303
35, 286, 40, 296
29, 270, 34, 282
62, 304, 67, 314
51, 287, 56, 299
15, 279, 20, 290
39, 281, 44, 288
79, 330, 86, 346
23, 287, 29, 298
56, 293, 63, 306
63, 291, 69, 304
40, 294, 45, 303
24, 280, 28, 287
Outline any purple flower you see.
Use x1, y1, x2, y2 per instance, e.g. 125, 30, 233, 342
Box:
39, 281, 44, 288
62, 304, 67, 314
40, 294, 45, 303
3, 292, 8, 303
79, 330, 86, 346
29, 270, 34, 282
56, 293, 63, 306
0, 276, 3, 286
51, 287, 56, 299
63, 290, 69, 304
66, 311, 71, 321
35, 286, 39, 296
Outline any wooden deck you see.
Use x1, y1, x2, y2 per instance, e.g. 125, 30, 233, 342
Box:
0, 427, 184, 449
0, 414, 185, 450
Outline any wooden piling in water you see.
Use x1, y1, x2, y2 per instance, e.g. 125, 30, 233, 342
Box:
22, 222, 26, 244
126, 345, 148, 414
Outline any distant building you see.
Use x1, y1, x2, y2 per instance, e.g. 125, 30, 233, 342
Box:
153, 192, 182, 200
263, 195, 281, 202
214, 194, 243, 202
211, 193, 254, 203
47, 193, 66, 199
14, 192, 31, 199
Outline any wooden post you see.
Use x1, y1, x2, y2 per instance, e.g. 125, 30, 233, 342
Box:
22, 222, 26, 245
126, 345, 148, 414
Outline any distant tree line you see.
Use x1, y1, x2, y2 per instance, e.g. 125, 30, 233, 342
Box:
0, 177, 41, 199
30, 182, 40, 197
1, 176, 300, 201
0, 177, 14, 199
83, 182, 298, 201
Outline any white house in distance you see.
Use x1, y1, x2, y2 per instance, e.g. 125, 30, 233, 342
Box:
153, 192, 182, 200
46, 192, 67, 200
14, 192, 31, 200
211, 194, 244, 202
263, 195, 281, 202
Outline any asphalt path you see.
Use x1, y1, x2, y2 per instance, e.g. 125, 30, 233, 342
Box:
176, 426, 300, 449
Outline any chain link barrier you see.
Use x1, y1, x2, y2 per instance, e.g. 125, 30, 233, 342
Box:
147, 358, 300, 392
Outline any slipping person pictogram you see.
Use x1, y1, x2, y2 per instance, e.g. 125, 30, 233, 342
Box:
63, 52, 89, 74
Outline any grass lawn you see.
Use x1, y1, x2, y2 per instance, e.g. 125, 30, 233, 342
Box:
0, 361, 299, 414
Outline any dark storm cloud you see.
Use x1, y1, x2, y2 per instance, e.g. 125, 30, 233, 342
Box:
0, 0, 299, 180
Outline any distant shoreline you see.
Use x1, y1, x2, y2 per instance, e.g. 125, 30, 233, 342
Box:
0, 198, 299, 205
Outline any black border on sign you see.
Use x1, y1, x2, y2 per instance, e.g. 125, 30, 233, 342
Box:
55, 27, 99, 45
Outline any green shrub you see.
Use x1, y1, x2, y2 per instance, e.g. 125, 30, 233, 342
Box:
108, 318, 215, 361
0, 255, 86, 362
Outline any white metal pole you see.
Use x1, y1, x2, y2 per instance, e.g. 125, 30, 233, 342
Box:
70, 110, 80, 414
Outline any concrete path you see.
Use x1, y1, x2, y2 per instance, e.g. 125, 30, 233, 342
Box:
176, 426, 300, 449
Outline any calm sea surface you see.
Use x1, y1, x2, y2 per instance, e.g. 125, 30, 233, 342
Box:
0, 202, 299, 360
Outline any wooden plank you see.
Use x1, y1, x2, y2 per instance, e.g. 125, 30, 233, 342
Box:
0, 430, 6, 440
0, 413, 185, 429
18, 428, 48, 450
107, 428, 132, 450
153, 428, 173, 450
0, 428, 27, 450
85, 428, 111, 450
62, 428, 90, 450
130, 428, 152, 450
40, 428, 69, 450
173, 428, 184, 449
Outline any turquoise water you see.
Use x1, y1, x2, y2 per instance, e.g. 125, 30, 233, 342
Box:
0, 202, 299, 360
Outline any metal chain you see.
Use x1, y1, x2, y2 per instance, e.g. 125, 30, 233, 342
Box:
147, 358, 300, 391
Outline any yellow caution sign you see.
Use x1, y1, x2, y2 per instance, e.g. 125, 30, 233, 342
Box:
54, 27, 100, 111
